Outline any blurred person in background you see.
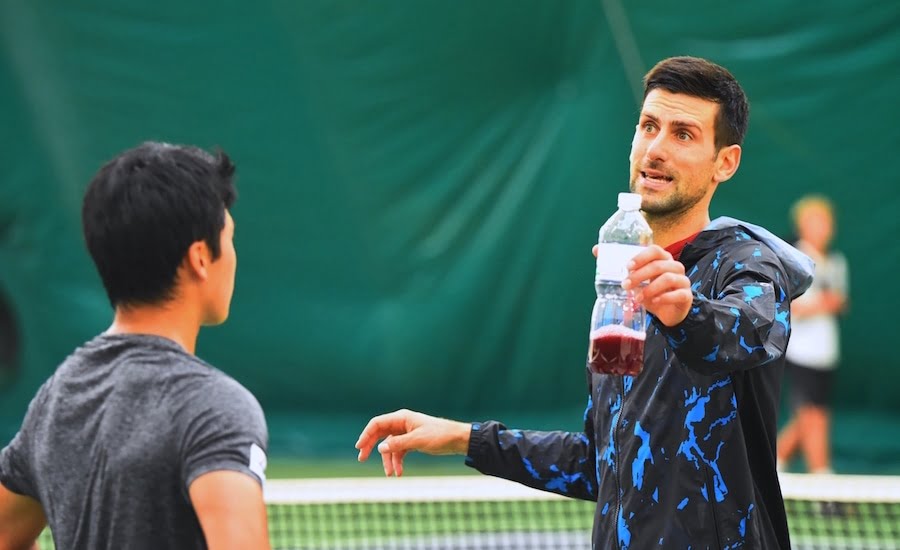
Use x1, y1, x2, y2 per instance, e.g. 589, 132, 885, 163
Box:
777, 195, 848, 474
356, 57, 813, 549
0, 143, 270, 550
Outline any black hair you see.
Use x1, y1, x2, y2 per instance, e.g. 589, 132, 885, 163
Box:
643, 56, 749, 149
82, 142, 237, 308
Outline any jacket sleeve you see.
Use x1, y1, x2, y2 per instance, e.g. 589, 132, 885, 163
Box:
656, 241, 792, 375
464, 377, 598, 502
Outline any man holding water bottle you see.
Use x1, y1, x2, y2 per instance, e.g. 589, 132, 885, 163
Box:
356, 57, 813, 549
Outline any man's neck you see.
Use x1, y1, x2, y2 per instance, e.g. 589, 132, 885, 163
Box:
107, 302, 201, 355
646, 211, 711, 249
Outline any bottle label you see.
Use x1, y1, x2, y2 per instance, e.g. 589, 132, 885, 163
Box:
595, 243, 644, 283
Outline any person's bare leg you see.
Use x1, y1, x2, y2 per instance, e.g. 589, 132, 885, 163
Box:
798, 405, 831, 473
777, 418, 801, 468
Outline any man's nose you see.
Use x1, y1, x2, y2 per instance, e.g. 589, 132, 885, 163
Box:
645, 132, 668, 162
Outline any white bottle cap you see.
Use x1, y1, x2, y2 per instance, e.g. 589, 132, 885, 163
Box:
618, 192, 642, 211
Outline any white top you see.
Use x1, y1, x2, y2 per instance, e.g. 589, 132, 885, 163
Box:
785, 241, 848, 370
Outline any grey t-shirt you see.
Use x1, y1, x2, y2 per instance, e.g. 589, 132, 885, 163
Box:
0, 333, 268, 549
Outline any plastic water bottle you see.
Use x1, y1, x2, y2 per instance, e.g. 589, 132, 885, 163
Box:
588, 192, 653, 376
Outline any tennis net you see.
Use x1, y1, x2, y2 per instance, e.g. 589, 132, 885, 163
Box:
37, 473, 900, 549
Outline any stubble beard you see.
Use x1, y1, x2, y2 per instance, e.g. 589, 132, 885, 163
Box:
630, 174, 708, 229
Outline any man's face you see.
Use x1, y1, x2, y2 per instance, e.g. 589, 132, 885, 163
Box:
796, 205, 834, 251
629, 89, 724, 220
203, 210, 237, 325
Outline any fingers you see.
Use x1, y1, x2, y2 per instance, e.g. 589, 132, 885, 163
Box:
607, 245, 692, 327
380, 443, 391, 475
356, 410, 470, 475
592, 243, 670, 265
622, 260, 685, 292
380, 447, 408, 477
636, 277, 693, 327
378, 436, 408, 477
392, 449, 407, 477
629, 244, 673, 268
593, 244, 679, 290
643, 287, 693, 307
622, 247, 682, 290
634, 271, 690, 305
355, 410, 412, 462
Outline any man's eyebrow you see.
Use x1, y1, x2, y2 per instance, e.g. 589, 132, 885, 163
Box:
671, 119, 702, 131
640, 112, 702, 132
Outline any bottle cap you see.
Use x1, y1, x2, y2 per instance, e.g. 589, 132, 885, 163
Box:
618, 192, 642, 211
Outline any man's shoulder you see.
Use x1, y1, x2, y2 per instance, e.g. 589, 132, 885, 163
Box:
61, 332, 196, 371
696, 224, 768, 248
195, 368, 260, 407
686, 226, 778, 266
69, 333, 261, 419
174, 362, 264, 424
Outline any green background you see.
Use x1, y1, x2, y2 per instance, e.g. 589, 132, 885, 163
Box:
1, 0, 898, 473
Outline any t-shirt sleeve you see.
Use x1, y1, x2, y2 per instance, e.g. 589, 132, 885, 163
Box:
0, 431, 35, 497
179, 375, 269, 490
0, 383, 50, 498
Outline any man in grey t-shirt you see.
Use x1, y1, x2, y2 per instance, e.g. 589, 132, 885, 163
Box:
0, 143, 270, 549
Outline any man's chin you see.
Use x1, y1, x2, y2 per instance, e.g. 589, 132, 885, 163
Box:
202, 312, 229, 327
637, 197, 676, 217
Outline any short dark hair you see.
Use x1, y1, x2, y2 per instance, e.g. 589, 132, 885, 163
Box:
82, 142, 237, 308
643, 56, 749, 149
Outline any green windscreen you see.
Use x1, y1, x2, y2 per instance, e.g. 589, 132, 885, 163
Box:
1, 0, 897, 467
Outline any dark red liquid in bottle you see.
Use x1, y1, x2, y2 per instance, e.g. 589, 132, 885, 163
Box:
588, 325, 645, 376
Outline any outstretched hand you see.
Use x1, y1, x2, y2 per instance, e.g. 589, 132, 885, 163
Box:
593, 244, 693, 327
355, 409, 472, 477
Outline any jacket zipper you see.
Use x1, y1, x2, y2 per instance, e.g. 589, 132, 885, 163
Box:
704, 464, 723, 549
613, 375, 626, 549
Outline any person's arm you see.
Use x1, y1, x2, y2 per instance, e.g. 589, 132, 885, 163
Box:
631, 242, 793, 374
791, 289, 846, 318
1, 396, 47, 550
355, 409, 472, 477
794, 252, 848, 318
189, 471, 269, 550
356, 387, 599, 502
465, 409, 598, 502
0, 481, 46, 550
179, 376, 270, 550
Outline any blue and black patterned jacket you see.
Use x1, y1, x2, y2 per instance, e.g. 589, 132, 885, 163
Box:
466, 218, 814, 550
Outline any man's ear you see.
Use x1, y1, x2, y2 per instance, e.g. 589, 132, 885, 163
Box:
714, 144, 742, 184
184, 241, 211, 281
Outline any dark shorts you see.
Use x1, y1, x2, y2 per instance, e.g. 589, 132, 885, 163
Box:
786, 360, 834, 409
